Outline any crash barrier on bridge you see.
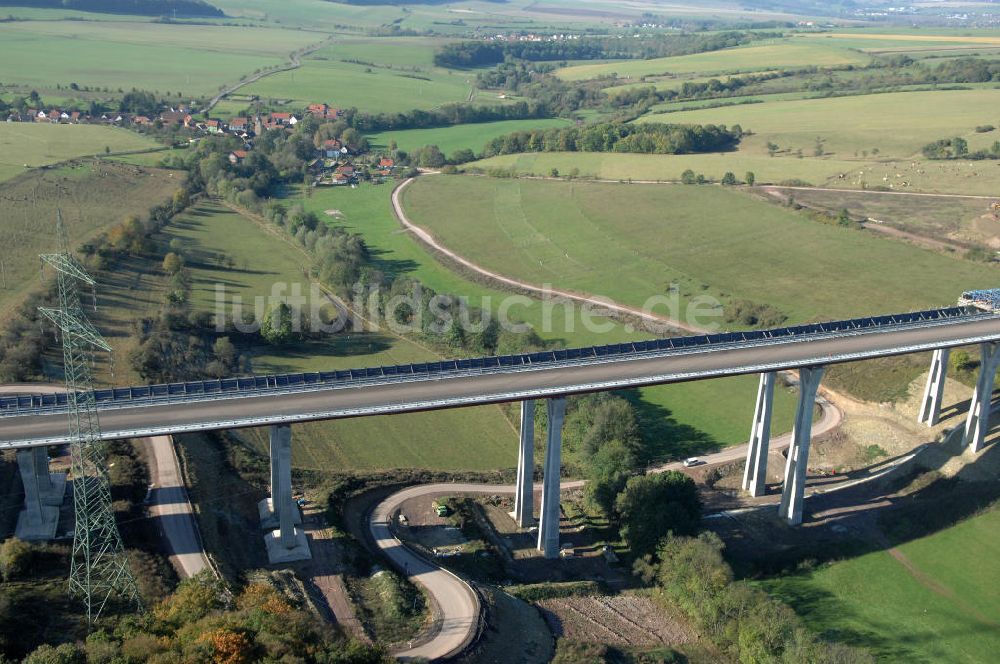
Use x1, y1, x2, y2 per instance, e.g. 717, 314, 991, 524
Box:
0, 305, 986, 416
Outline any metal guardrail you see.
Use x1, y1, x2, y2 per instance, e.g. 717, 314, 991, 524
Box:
0, 305, 990, 418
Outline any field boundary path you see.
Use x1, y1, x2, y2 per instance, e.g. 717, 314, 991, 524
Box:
205, 36, 335, 112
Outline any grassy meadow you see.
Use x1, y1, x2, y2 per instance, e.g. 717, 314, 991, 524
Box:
556, 40, 872, 82
366, 118, 572, 156
0, 20, 317, 96
0, 160, 180, 317
762, 503, 1000, 663
470, 150, 863, 186
636, 89, 1000, 161
243, 37, 487, 112
0, 123, 161, 182
401, 175, 1000, 324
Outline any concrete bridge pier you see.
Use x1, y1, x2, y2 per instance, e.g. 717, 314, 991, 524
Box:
537, 397, 566, 559
259, 424, 311, 563
779, 366, 825, 526
743, 372, 776, 497
15, 446, 65, 540
919, 348, 950, 426
963, 342, 1000, 454
512, 400, 535, 528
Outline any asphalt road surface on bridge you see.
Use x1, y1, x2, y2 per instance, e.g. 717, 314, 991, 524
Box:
2, 314, 998, 448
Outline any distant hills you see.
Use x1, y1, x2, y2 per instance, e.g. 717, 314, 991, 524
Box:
0, 0, 224, 17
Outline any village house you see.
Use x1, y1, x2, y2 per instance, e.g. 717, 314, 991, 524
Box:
229, 117, 250, 133
307, 103, 340, 121
159, 110, 187, 125
229, 149, 248, 165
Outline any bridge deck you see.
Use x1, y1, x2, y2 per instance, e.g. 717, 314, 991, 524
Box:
1, 307, 998, 448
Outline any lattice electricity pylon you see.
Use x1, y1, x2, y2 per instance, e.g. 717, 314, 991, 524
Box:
39, 210, 140, 625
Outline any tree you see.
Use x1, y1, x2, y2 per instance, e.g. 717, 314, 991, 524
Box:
261, 302, 294, 345
585, 439, 638, 516
615, 471, 701, 556
721, 171, 737, 185
744, 171, 755, 186
766, 142, 779, 157
23, 644, 84, 664
162, 252, 184, 275
680, 169, 697, 184
836, 208, 853, 227
213, 336, 236, 368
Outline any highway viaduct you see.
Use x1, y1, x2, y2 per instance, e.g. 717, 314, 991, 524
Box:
2, 303, 1000, 561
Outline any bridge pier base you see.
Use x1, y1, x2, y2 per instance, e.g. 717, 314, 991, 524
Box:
963, 342, 1000, 454
779, 366, 825, 526
15, 446, 65, 541
512, 400, 535, 528
743, 372, 775, 497
259, 424, 310, 563
919, 349, 950, 426
537, 397, 566, 559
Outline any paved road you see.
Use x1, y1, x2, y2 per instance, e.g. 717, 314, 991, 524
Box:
2, 313, 996, 448
372, 396, 839, 661
144, 435, 210, 578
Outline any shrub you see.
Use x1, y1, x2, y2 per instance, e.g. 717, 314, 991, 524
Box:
0, 538, 33, 581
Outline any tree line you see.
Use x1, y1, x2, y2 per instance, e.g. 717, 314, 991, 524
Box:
481, 121, 742, 157
434, 31, 765, 68
922, 135, 1000, 160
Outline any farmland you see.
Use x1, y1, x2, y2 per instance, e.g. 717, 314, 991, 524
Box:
470, 151, 863, 187
636, 89, 1000, 162
0, 123, 161, 183
0, 20, 318, 96
400, 175, 1000, 324
0, 160, 180, 316
243, 37, 486, 113
762, 503, 1000, 663
555, 40, 873, 82
366, 118, 572, 156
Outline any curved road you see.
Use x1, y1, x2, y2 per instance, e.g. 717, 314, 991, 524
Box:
371, 397, 840, 660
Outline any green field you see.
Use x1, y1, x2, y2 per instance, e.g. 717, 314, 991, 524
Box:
762, 504, 1000, 663
0, 123, 161, 182
556, 40, 872, 82
0, 20, 317, 96
401, 175, 1000, 324
281, 181, 799, 459
470, 151, 864, 187
0, 160, 180, 317
366, 118, 572, 156
636, 89, 1000, 162
243, 37, 487, 112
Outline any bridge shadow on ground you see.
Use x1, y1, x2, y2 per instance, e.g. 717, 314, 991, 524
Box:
618, 388, 721, 464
